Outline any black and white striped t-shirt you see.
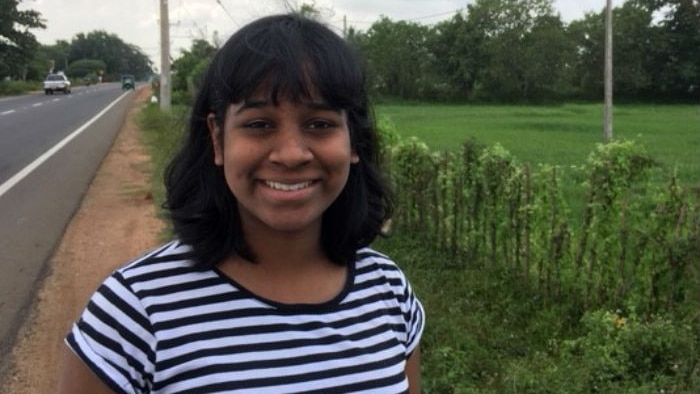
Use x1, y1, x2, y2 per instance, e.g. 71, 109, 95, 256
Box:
66, 241, 425, 393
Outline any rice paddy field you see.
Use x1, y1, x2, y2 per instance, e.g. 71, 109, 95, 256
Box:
376, 103, 700, 190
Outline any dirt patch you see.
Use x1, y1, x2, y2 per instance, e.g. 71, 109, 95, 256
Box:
0, 87, 165, 394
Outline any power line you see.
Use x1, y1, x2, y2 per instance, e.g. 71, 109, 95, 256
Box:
178, 0, 208, 39
342, 7, 462, 26
215, 0, 238, 26
406, 9, 462, 21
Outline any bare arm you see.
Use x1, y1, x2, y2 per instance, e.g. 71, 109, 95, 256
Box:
406, 346, 421, 394
55, 344, 116, 394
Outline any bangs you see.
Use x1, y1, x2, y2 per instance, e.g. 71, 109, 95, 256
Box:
210, 15, 364, 111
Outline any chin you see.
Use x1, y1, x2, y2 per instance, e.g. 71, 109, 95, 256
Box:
263, 216, 321, 233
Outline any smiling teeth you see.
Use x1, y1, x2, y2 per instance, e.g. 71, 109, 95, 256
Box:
265, 181, 312, 191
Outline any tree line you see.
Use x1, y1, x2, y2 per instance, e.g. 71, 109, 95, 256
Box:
1, 1, 153, 83
38, 31, 154, 82
347, 0, 699, 103
4, 0, 697, 102
170, 0, 700, 104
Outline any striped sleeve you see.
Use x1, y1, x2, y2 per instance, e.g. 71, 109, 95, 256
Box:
66, 271, 156, 394
357, 249, 425, 357
400, 271, 425, 356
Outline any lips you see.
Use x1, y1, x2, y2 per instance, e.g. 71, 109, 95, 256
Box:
264, 180, 314, 191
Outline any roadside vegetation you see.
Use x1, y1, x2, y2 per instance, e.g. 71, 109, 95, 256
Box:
0, 80, 40, 96
375, 114, 699, 392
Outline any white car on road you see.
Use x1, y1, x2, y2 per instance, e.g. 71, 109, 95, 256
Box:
43, 73, 71, 95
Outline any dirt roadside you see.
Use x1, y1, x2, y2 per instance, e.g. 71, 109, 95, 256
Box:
0, 87, 165, 394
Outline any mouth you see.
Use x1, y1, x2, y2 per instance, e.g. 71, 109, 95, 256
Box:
264, 180, 314, 191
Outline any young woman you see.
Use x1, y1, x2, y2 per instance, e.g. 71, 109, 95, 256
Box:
56, 13, 424, 393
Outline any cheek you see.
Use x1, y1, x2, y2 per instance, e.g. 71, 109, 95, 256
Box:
220, 141, 264, 182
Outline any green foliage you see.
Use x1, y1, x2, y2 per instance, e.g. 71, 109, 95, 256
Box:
375, 114, 402, 163
67, 30, 152, 80
0, 0, 45, 79
349, 0, 700, 102
377, 103, 699, 192
66, 58, 107, 79
137, 103, 187, 228
171, 39, 216, 104
465, 0, 570, 102
354, 17, 434, 99
0, 79, 38, 96
33, 40, 71, 78
560, 310, 698, 392
374, 103, 700, 391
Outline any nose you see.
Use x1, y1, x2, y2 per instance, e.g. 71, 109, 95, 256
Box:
268, 126, 313, 168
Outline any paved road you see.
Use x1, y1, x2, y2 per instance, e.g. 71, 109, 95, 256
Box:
0, 84, 136, 362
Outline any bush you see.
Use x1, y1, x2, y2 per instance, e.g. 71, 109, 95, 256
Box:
561, 310, 698, 392
137, 103, 188, 230
0, 79, 39, 96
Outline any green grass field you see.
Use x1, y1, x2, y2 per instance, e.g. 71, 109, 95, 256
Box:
377, 103, 700, 189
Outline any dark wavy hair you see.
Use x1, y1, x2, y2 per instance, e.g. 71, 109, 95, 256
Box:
163, 13, 393, 268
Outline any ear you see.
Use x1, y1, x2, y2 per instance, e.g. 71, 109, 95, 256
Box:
207, 114, 224, 166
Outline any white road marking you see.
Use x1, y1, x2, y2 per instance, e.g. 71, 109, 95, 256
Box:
0, 90, 131, 198
1, 110, 15, 116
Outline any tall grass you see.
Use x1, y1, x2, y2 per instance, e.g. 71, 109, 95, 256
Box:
374, 103, 700, 392
137, 103, 188, 231
0, 80, 41, 96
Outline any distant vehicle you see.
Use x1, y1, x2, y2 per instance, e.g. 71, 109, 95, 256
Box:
121, 74, 135, 90
43, 73, 71, 95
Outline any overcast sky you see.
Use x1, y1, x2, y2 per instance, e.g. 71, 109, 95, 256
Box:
21, 0, 625, 69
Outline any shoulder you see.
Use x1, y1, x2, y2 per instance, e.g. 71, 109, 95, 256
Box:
352, 247, 425, 351
100, 240, 212, 301
353, 247, 411, 294
120, 240, 194, 272
355, 247, 403, 276
113, 240, 197, 282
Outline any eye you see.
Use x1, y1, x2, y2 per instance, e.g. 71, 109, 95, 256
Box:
244, 119, 272, 129
306, 119, 336, 131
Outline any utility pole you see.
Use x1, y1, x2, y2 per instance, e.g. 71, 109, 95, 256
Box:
603, 0, 613, 142
343, 15, 347, 38
159, 0, 171, 111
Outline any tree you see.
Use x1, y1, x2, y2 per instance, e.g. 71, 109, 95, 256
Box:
68, 31, 152, 80
429, 12, 485, 100
356, 17, 433, 99
465, 0, 569, 101
171, 39, 217, 101
568, 12, 605, 99
653, 0, 700, 99
609, 1, 657, 98
568, 0, 699, 101
281, 1, 332, 21
0, 0, 45, 79
40, 40, 71, 74
67, 59, 107, 79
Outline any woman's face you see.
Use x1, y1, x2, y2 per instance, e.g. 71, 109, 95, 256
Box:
208, 95, 358, 237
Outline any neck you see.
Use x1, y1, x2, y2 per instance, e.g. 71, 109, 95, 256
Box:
217, 222, 348, 304
242, 221, 327, 273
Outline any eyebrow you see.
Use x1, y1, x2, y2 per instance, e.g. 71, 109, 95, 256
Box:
234, 100, 342, 114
